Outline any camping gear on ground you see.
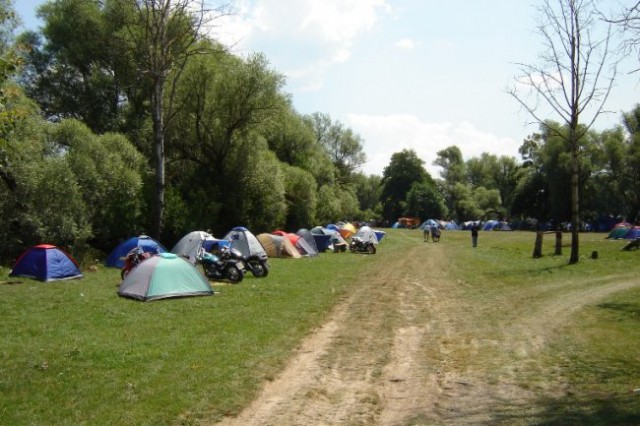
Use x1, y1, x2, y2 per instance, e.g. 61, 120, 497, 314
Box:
223, 227, 270, 277
312, 226, 348, 252
9, 244, 83, 282
120, 247, 154, 279
256, 233, 301, 258
118, 253, 213, 301
106, 235, 166, 268
197, 245, 244, 283
330, 230, 348, 252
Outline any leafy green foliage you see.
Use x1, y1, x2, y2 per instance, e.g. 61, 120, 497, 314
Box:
22, 156, 91, 249
282, 163, 317, 230
48, 119, 149, 248
405, 180, 447, 220
380, 149, 429, 221
235, 148, 286, 233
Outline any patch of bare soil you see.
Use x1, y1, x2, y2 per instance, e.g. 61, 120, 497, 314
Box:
214, 239, 639, 426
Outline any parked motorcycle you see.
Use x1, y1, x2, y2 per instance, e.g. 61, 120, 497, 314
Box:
197, 246, 244, 283
215, 240, 269, 278
120, 247, 154, 279
244, 254, 270, 277
349, 236, 377, 254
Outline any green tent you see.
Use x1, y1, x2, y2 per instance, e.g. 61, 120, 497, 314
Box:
118, 253, 213, 301
607, 226, 630, 239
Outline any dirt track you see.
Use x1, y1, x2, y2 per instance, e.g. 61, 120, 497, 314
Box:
214, 234, 639, 425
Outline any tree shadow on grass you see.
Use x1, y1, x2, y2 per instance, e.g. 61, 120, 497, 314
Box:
597, 302, 640, 320
530, 396, 640, 426
479, 263, 569, 281
486, 394, 640, 426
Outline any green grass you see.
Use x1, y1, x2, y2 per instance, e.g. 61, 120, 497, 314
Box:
2, 230, 640, 425
0, 244, 386, 425
441, 230, 640, 425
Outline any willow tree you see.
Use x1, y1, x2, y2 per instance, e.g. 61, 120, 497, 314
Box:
510, 0, 618, 264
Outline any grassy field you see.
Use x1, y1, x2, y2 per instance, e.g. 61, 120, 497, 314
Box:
1, 229, 640, 425
435, 230, 640, 425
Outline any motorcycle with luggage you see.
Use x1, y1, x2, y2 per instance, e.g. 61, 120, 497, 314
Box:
197, 245, 244, 283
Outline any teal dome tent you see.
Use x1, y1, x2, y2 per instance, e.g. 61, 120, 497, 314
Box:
118, 253, 213, 301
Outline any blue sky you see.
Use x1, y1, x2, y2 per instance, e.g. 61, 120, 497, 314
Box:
14, 0, 640, 176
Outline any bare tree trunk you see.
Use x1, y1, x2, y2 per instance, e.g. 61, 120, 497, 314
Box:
533, 231, 543, 258
509, 0, 618, 266
152, 77, 165, 239
554, 231, 562, 255
569, 140, 580, 264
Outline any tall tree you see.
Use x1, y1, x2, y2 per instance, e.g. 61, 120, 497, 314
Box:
380, 149, 429, 221
619, 105, 640, 220
510, 0, 618, 264
434, 145, 466, 217
22, 0, 122, 133
115, 0, 229, 239
304, 112, 366, 187
405, 180, 447, 221
166, 45, 289, 234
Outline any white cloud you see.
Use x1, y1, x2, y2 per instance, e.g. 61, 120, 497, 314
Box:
395, 38, 417, 50
214, 0, 391, 91
347, 114, 521, 177
298, 0, 391, 43
285, 48, 352, 92
211, 0, 254, 47
217, 0, 390, 48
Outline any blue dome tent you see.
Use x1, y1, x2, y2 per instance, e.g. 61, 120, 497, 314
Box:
105, 235, 166, 268
10, 244, 83, 282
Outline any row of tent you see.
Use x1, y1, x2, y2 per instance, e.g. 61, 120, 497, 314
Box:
106, 225, 386, 268
117, 225, 385, 302
7, 224, 385, 291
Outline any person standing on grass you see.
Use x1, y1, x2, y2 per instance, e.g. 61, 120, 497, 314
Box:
423, 226, 430, 242
471, 222, 479, 247
431, 225, 440, 242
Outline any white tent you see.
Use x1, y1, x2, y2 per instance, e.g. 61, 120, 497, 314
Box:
171, 231, 218, 264
353, 226, 379, 245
